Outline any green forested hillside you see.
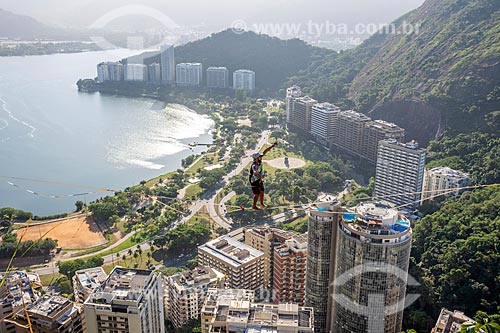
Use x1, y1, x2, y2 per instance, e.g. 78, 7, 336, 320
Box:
407, 187, 500, 331
126, 29, 331, 94
288, 0, 500, 136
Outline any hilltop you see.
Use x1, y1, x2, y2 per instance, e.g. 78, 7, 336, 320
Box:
125, 29, 332, 94
0, 9, 66, 39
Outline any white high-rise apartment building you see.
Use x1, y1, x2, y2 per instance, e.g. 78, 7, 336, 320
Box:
148, 62, 162, 83
286, 86, 302, 123
125, 64, 147, 81
97, 62, 110, 82
97, 62, 124, 82
233, 69, 255, 91
160, 44, 175, 84
206, 67, 228, 88
421, 167, 471, 203
176, 63, 203, 86
310, 102, 341, 145
84, 268, 165, 333
374, 140, 426, 209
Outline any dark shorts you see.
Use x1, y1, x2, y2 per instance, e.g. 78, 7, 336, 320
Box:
251, 180, 265, 195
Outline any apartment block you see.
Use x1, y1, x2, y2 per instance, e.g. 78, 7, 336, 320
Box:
201, 289, 314, 333
374, 140, 426, 209
84, 267, 165, 333
431, 308, 475, 333
272, 234, 308, 305
148, 62, 162, 84
332, 201, 413, 333
73, 267, 107, 303
125, 63, 148, 81
310, 102, 341, 146
165, 266, 225, 329
200, 288, 254, 333
176, 63, 203, 86
288, 96, 318, 132
243, 227, 301, 289
97, 61, 124, 82
361, 120, 405, 162
233, 69, 255, 91
198, 235, 265, 291
332, 110, 371, 154
0, 271, 38, 333
286, 85, 302, 123
207, 67, 228, 88
9, 295, 85, 333
421, 167, 471, 203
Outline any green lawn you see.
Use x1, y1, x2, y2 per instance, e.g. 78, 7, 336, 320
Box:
184, 183, 203, 200
145, 171, 176, 187
185, 153, 219, 177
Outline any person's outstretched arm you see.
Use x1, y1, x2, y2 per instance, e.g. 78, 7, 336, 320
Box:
261, 142, 278, 156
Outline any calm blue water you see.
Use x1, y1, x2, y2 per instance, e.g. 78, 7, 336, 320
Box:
0, 50, 213, 215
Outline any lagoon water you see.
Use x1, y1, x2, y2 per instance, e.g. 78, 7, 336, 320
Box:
0, 50, 213, 215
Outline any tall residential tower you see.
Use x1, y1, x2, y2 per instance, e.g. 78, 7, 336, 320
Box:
331, 201, 413, 333
305, 201, 342, 332
160, 44, 175, 84
374, 140, 426, 209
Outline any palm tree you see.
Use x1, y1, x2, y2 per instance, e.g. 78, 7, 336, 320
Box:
116, 253, 120, 265
122, 254, 127, 267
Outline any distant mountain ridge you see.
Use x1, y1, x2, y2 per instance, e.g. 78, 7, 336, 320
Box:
0, 8, 65, 39
288, 0, 500, 143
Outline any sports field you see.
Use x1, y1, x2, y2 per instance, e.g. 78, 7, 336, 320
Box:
16, 215, 107, 249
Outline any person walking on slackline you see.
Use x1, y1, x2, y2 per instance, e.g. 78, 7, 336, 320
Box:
249, 142, 278, 210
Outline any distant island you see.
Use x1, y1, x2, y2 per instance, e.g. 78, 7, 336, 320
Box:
0, 40, 102, 57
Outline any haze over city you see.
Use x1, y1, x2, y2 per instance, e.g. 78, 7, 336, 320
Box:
1, 0, 425, 31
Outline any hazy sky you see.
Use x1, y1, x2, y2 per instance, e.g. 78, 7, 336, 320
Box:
0, 0, 426, 30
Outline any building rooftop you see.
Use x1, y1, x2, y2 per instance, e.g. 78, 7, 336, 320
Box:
338, 110, 371, 121
27, 295, 71, 319
74, 267, 107, 291
312, 102, 340, 112
431, 308, 475, 333
169, 266, 224, 291
177, 62, 202, 66
234, 69, 255, 74
341, 201, 412, 242
207, 66, 227, 70
199, 235, 264, 268
294, 96, 317, 104
275, 236, 307, 256
86, 268, 154, 306
426, 167, 470, 179
368, 119, 404, 132
0, 271, 36, 308
382, 139, 424, 152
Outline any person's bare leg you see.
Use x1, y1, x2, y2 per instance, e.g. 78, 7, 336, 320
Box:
253, 195, 260, 210
259, 192, 267, 208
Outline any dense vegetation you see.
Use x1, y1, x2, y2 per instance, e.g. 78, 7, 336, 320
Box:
404, 187, 500, 331
426, 132, 500, 185
0, 232, 57, 259
126, 29, 332, 94
57, 256, 105, 279
153, 222, 211, 254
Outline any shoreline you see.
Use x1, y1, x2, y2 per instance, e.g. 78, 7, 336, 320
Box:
0, 97, 215, 217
